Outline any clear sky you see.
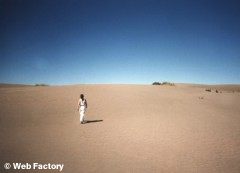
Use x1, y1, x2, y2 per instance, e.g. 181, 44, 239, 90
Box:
1, 0, 240, 85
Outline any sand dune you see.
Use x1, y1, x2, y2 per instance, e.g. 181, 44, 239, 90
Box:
0, 84, 240, 173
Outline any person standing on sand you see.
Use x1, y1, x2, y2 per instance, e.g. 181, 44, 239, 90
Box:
77, 94, 88, 124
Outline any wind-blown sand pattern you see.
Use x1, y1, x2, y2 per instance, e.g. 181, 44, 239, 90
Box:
0, 84, 240, 173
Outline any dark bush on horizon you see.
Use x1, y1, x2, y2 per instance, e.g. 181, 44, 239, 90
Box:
152, 82, 161, 85
152, 82, 175, 86
35, 83, 49, 86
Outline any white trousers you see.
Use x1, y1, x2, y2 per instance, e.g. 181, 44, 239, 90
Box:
79, 107, 85, 123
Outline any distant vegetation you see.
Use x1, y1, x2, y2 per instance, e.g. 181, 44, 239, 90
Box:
35, 83, 49, 86
205, 88, 221, 93
152, 81, 175, 86
205, 88, 211, 92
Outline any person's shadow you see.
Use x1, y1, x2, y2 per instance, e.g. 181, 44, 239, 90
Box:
84, 120, 103, 124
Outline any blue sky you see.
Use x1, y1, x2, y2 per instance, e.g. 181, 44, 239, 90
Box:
1, 0, 240, 85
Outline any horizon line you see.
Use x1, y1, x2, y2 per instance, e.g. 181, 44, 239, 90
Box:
1, 82, 240, 86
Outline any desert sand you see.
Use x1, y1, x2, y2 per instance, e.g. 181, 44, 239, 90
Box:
0, 84, 240, 173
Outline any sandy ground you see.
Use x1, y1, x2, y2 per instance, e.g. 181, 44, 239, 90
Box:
0, 84, 240, 173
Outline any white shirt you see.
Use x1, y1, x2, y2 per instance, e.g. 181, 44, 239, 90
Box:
79, 99, 86, 111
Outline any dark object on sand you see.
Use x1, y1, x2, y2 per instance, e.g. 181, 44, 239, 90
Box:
205, 88, 211, 92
